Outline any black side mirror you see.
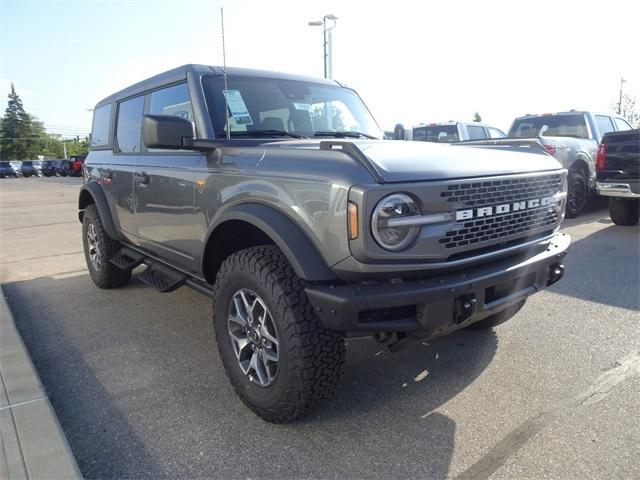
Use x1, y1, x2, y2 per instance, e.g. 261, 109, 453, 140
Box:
393, 123, 406, 140
142, 114, 194, 149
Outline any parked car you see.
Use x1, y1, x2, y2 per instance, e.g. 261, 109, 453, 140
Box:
507, 111, 634, 217
412, 122, 506, 143
0, 161, 20, 178
79, 64, 570, 422
20, 160, 40, 177
596, 128, 639, 225
42, 159, 63, 176
69, 155, 86, 177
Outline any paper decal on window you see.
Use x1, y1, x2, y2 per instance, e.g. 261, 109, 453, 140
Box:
223, 90, 253, 126
293, 102, 312, 112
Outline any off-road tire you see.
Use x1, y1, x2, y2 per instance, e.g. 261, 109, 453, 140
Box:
565, 170, 588, 218
82, 204, 131, 289
466, 300, 526, 330
608, 197, 639, 226
212, 245, 345, 423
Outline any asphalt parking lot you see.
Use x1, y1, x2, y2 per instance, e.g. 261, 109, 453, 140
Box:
1, 176, 638, 479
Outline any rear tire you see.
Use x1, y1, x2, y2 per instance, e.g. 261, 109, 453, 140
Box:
466, 300, 526, 330
82, 204, 131, 289
608, 197, 639, 226
212, 246, 345, 423
565, 170, 587, 218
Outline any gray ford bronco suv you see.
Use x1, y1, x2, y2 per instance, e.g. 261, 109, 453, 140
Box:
79, 64, 570, 422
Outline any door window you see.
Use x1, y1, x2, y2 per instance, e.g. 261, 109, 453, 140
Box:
467, 125, 487, 140
614, 117, 633, 131
488, 127, 506, 138
149, 83, 193, 120
595, 115, 615, 137
116, 96, 144, 153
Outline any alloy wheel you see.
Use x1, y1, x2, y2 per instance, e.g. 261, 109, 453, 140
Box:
227, 288, 279, 387
86, 223, 102, 270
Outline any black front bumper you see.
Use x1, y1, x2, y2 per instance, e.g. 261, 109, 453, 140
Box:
305, 232, 570, 339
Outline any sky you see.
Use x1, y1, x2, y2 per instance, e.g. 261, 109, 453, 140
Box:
1, 0, 639, 138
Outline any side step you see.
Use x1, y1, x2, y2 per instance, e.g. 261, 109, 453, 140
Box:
138, 264, 187, 293
110, 247, 146, 271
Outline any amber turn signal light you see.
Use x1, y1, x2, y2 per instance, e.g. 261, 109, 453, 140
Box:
348, 202, 359, 240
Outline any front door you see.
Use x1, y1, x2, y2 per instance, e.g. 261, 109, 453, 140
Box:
133, 83, 201, 272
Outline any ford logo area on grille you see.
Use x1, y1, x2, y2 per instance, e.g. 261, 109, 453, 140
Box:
455, 196, 557, 221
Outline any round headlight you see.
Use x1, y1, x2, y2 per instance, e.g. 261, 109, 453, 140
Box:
371, 193, 421, 251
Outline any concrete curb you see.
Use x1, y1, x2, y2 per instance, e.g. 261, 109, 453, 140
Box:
0, 287, 82, 479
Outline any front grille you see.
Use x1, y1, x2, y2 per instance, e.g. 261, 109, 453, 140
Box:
437, 173, 563, 253
439, 206, 559, 249
440, 173, 562, 207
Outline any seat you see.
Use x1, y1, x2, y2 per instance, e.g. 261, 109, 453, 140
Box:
259, 117, 285, 131
289, 109, 313, 133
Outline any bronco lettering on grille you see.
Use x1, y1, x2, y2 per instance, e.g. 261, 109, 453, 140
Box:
455, 196, 556, 221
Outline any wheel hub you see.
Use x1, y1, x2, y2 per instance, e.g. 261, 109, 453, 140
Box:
227, 288, 279, 387
86, 223, 102, 270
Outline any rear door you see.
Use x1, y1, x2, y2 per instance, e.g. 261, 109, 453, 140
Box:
134, 82, 202, 272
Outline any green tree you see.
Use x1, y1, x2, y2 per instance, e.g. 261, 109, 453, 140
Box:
472, 112, 482, 123
0, 84, 49, 160
311, 104, 346, 131
613, 93, 640, 127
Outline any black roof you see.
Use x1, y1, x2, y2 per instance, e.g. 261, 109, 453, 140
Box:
95, 64, 340, 108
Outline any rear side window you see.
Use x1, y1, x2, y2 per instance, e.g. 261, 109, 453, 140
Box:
510, 114, 589, 139
116, 96, 144, 153
91, 104, 112, 148
149, 83, 193, 120
413, 126, 427, 141
614, 117, 633, 131
595, 115, 615, 137
467, 125, 487, 140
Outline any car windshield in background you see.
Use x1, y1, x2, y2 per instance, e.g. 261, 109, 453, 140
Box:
413, 125, 459, 143
509, 114, 589, 139
202, 76, 383, 139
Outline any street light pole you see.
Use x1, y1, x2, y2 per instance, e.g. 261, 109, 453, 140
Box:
308, 14, 338, 79
618, 77, 626, 115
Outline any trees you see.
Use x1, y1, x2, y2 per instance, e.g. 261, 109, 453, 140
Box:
0, 84, 39, 160
613, 93, 640, 127
472, 112, 482, 123
0, 84, 89, 160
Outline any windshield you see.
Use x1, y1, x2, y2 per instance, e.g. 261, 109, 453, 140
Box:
202, 75, 383, 139
413, 125, 459, 143
509, 114, 589, 139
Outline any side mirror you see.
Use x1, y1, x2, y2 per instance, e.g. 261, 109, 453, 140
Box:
142, 114, 194, 149
393, 123, 406, 140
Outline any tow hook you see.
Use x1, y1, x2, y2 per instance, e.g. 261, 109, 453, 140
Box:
547, 263, 565, 286
454, 294, 477, 324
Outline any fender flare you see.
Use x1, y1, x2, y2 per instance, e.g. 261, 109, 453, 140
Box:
203, 203, 338, 282
78, 182, 120, 240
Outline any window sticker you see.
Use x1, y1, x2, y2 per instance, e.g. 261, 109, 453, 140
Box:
223, 90, 253, 126
293, 102, 312, 112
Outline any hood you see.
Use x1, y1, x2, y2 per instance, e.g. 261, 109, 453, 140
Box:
270, 139, 563, 183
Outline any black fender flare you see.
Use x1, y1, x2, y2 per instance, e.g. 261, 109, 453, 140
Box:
204, 203, 337, 282
78, 182, 120, 240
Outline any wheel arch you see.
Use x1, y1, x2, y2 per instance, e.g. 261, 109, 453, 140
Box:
78, 183, 120, 240
202, 203, 337, 284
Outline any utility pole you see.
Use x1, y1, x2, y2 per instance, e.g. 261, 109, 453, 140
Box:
62, 140, 67, 159
618, 77, 626, 115
308, 14, 338, 79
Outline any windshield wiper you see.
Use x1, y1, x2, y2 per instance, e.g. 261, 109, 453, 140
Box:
222, 130, 308, 139
314, 131, 378, 139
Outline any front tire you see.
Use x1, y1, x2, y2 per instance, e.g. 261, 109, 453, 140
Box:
466, 300, 525, 330
212, 246, 345, 423
82, 204, 131, 289
565, 170, 587, 218
608, 197, 639, 226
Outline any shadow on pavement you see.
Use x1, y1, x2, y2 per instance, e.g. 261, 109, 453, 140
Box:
551, 220, 639, 311
4, 273, 498, 479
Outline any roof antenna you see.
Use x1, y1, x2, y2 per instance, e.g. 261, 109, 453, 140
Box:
221, 6, 230, 140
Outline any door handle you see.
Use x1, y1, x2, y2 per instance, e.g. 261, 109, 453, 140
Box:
134, 172, 150, 185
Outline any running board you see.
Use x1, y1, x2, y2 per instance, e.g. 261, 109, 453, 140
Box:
110, 247, 146, 271
138, 264, 187, 293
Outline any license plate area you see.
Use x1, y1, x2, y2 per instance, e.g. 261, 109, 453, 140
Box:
484, 272, 536, 304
